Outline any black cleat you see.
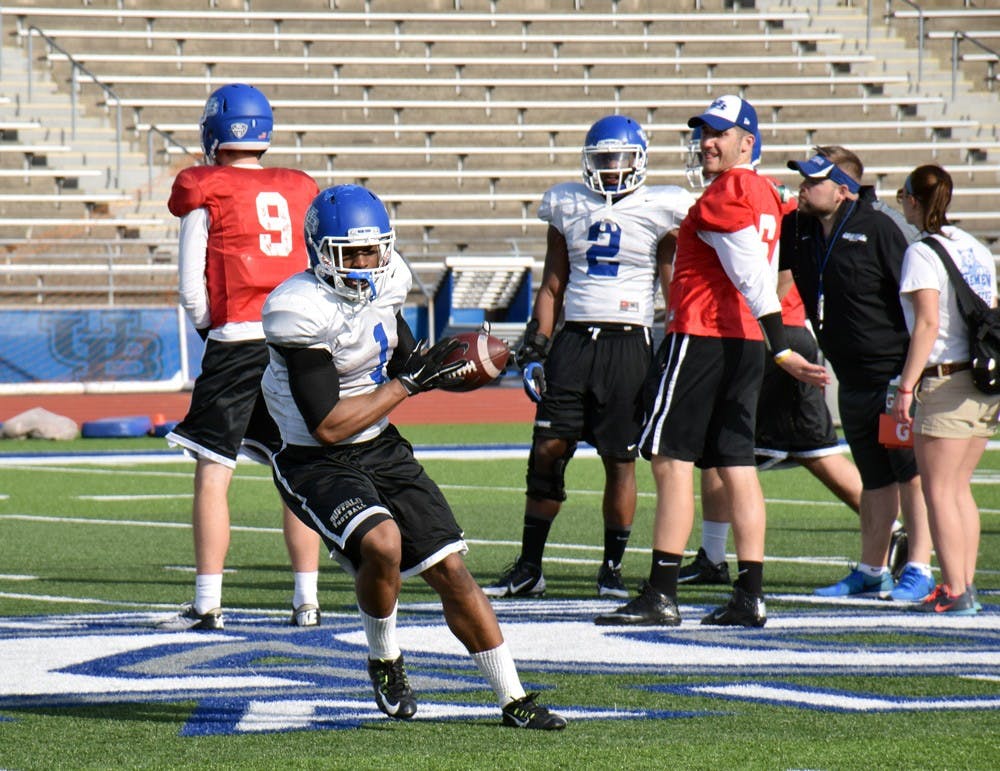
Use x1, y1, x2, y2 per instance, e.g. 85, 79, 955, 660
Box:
482, 557, 546, 598
888, 527, 909, 582
157, 602, 224, 631
596, 561, 629, 599
677, 547, 731, 585
501, 692, 567, 730
594, 581, 681, 626
701, 585, 767, 627
367, 655, 417, 719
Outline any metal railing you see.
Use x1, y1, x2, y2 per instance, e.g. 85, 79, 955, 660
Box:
949, 31, 1000, 101
25, 26, 124, 187
884, 0, 926, 82
23, 26, 199, 196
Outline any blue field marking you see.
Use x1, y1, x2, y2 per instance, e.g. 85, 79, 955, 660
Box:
1, 600, 998, 735
0, 609, 698, 734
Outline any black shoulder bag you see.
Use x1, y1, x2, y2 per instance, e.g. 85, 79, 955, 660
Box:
921, 235, 1000, 394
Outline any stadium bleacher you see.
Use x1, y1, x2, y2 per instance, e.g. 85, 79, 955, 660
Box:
0, 0, 997, 310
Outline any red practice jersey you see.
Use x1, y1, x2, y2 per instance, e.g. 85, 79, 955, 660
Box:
169, 165, 319, 329
667, 167, 784, 340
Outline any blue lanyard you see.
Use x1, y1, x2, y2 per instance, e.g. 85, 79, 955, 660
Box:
815, 200, 857, 329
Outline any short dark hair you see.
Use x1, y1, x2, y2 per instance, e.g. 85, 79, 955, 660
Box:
813, 145, 863, 183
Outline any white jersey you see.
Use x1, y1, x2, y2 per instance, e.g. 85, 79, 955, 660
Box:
899, 225, 996, 366
261, 256, 412, 446
538, 181, 694, 326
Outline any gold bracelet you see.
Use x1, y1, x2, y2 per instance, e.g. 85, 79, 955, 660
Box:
773, 348, 793, 364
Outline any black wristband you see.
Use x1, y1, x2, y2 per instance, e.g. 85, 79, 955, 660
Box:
522, 318, 549, 356
758, 311, 789, 356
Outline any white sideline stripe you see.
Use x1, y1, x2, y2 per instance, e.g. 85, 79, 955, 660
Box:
78, 494, 192, 500
0, 514, 275, 533
0, 592, 183, 609
690, 683, 1000, 711
0, 513, 852, 568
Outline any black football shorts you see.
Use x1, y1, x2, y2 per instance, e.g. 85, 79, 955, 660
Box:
272, 425, 467, 577
533, 321, 652, 460
639, 332, 764, 468
167, 338, 281, 467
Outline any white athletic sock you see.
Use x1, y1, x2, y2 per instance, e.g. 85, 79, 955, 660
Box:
360, 603, 400, 662
857, 563, 887, 578
471, 643, 526, 708
194, 574, 223, 615
292, 570, 319, 609
701, 521, 731, 565
906, 561, 933, 577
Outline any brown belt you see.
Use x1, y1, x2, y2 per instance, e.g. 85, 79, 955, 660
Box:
921, 361, 971, 378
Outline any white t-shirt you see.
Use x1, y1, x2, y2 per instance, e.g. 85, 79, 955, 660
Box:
538, 182, 694, 327
899, 226, 996, 365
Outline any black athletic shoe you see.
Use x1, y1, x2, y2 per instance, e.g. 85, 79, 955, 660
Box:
596, 561, 629, 599
700, 585, 767, 627
482, 557, 546, 598
157, 602, 224, 631
367, 655, 417, 719
888, 527, 909, 582
594, 581, 681, 626
677, 548, 731, 585
501, 692, 567, 730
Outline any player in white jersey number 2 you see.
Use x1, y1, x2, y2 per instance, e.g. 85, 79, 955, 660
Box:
482, 115, 695, 600
261, 184, 566, 730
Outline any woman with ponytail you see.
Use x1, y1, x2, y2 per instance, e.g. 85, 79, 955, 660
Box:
892, 164, 997, 614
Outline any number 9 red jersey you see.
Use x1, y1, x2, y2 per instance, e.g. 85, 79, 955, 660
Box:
169, 165, 319, 328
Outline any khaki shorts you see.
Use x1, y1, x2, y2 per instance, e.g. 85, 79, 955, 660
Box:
914, 372, 1000, 439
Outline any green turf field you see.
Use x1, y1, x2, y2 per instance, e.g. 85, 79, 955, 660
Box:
0, 426, 997, 770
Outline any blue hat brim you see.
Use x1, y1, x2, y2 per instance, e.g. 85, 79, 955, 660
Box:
787, 158, 833, 177
687, 114, 737, 131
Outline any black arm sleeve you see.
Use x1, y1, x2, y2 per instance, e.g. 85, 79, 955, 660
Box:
386, 312, 418, 379
758, 311, 790, 356
275, 345, 341, 435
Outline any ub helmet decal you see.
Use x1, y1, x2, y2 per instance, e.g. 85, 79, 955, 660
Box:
581, 114, 649, 199
305, 184, 395, 304
200, 83, 273, 164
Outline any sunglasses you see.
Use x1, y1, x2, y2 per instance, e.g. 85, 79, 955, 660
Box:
896, 175, 915, 203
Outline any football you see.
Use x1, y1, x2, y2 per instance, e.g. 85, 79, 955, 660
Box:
439, 331, 511, 392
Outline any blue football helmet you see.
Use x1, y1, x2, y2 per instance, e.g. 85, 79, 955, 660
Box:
304, 184, 395, 304
685, 124, 762, 188
581, 115, 648, 197
199, 83, 273, 164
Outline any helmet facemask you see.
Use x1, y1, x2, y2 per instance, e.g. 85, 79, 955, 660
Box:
310, 226, 394, 304
582, 145, 647, 199
685, 128, 706, 189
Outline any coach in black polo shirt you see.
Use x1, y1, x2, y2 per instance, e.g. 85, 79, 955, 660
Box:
781, 146, 933, 602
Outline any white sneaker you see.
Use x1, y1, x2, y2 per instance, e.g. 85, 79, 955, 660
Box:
290, 603, 321, 627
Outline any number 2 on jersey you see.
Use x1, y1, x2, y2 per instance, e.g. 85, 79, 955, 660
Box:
585, 220, 622, 277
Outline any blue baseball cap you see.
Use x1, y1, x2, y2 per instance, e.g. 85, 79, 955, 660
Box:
787, 154, 860, 193
687, 95, 758, 135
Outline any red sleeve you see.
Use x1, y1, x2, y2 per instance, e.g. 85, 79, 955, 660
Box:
168, 167, 206, 217
694, 173, 758, 234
